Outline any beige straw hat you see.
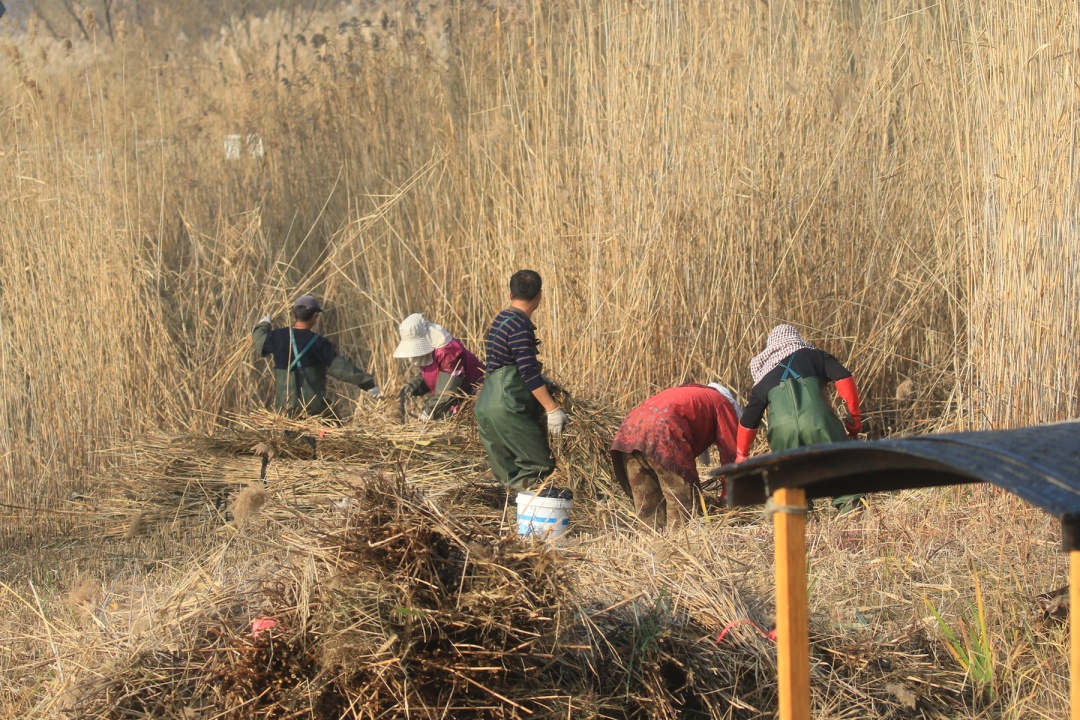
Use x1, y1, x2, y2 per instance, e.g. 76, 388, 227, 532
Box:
393, 314, 436, 358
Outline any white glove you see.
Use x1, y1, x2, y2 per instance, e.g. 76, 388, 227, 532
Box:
546, 407, 568, 435
366, 386, 381, 399
258, 315, 272, 326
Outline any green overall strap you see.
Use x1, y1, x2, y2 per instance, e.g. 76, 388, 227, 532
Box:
289, 329, 319, 371
778, 358, 802, 382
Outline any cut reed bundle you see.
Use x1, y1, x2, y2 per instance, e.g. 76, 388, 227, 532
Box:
70, 467, 972, 719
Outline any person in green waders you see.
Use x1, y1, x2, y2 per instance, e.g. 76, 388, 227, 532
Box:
735, 324, 864, 512
475, 270, 568, 491
253, 295, 380, 417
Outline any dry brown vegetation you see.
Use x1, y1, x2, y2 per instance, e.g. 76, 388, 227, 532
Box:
0, 0, 1077, 717
5, 405, 1071, 718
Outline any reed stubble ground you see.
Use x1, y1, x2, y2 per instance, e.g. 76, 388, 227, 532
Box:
0, 0, 1077, 717
0, 404, 1070, 718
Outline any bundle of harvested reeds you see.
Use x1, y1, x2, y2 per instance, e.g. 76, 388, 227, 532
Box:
285, 473, 578, 716
74, 471, 579, 718
70, 465, 973, 719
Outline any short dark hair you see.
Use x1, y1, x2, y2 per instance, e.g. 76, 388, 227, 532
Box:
509, 270, 542, 301
292, 305, 321, 322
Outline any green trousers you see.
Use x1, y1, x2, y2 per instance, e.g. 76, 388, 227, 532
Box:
766, 376, 862, 511
475, 365, 556, 490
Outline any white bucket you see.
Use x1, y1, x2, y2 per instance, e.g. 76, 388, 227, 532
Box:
515, 492, 573, 541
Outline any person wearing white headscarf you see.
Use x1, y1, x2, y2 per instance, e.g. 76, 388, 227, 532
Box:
394, 313, 483, 420
737, 324, 863, 509
609, 383, 742, 530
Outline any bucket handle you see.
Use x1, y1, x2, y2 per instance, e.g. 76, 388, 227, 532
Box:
517, 475, 554, 516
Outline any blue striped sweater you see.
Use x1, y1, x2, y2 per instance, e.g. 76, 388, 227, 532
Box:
484, 308, 545, 391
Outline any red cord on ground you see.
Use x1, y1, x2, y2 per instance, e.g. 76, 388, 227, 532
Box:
716, 618, 776, 644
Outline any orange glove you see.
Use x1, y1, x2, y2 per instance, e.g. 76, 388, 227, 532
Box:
835, 376, 862, 438
735, 425, 757, 463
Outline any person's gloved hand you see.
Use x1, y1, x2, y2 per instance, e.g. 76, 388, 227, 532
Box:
845, 414, 862, 439
366, 386, 381, 399
547, 407, 568, 436
735, 425, 757, 463
834, 377, 862, 440
257, 315, 272, 326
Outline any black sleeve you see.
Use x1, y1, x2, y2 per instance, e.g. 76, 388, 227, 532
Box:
820, 351, 852, 383
312, 336, 340, 367
740, 384, 768, 430
404, 374, 429, 397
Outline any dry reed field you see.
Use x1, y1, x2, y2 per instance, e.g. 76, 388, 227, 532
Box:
1, 0, 1078, 717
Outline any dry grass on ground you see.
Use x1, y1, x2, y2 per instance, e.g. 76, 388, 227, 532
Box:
0, 403, 1069, 718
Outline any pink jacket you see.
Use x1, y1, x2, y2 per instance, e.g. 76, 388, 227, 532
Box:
420, 338, 484, 395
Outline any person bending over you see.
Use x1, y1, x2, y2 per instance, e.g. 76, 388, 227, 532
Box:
736, 324, 862, 511
611, 383, 741, 530
393, 313, 483, 420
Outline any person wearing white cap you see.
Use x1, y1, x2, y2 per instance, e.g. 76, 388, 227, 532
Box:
393, 313, 483, 420
253, 294, 380, 416
609, 382, 741, 530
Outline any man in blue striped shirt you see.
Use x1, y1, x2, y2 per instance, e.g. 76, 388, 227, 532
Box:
475, 270, 568, 490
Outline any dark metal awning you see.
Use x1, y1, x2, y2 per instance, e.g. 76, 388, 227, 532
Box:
718, 420, 1080, 718
719, 420, 1080, 547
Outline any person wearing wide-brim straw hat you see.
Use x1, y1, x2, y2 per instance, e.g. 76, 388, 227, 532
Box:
736, 323, 864, 511
610, 383, 742, 530
393, 313, 483, 420
253, 294, 380, 417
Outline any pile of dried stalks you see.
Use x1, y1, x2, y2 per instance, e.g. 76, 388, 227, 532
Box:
74, 471, 771, 718
66, 401, 972, 719
71, 469, 970, 719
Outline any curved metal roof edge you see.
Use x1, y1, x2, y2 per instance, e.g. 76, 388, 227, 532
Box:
717, 421, 1080, 520
719, 443, 982, 506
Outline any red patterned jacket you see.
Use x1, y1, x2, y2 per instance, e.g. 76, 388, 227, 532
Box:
610, 384, 739, 493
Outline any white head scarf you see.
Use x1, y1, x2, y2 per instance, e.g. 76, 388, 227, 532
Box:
707, 382, 743, 421
749, 324, 814, 385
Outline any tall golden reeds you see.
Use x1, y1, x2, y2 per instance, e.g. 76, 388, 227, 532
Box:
0, 0, 1074, 509
958, 2, 1080, 428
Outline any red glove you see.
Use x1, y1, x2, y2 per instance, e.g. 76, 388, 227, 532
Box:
834, 376, 862, 438
735, 425, 757, 463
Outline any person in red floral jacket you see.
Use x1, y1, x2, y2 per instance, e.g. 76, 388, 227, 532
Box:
610, 383, 742, 530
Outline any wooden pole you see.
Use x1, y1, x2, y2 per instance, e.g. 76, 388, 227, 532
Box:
774, 487, 811, 720
1071, 549, 1080, 720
